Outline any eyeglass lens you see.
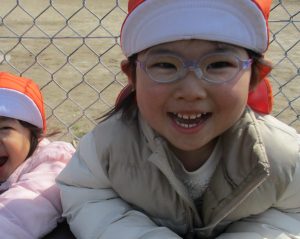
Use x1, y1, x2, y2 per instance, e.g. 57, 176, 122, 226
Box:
144, 53, 249, 83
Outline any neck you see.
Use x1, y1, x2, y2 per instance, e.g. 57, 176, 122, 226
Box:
171, 138, 218, 172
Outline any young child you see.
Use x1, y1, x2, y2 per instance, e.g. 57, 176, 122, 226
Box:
57, 0, 300, 238
0, 72, 75, 238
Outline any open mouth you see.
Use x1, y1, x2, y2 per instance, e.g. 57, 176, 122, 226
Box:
0, 156, 8, 167
169, 112, 211, 129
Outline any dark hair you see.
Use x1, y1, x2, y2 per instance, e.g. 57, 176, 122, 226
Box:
246, 50, 272, 89
19, 120, 43, 158
18, 121, 60, 159
99, 51, 272, 123
99, 54, 138, 123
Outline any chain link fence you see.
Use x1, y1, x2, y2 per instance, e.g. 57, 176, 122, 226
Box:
0, 0, 299, 143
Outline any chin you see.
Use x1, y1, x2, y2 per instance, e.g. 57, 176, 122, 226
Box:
172, 143, 203, 152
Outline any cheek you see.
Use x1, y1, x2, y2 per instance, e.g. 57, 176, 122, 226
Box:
135, 72, 175, 132
213, 73, 251, 111
14, 140, 30, 159
136, 84, 162, 117
22, 131, 31, 157
2, 136, 29, 177
12, 131, 31, 162
135, 70, 166, 109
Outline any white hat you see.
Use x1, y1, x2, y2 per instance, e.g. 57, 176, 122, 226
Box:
121, 0, 271, 57
0, 72, 46, 131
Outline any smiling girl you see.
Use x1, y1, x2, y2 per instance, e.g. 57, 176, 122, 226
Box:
57, 1, 300, 238
0, 72, 75, 239
0, 117, 32, 181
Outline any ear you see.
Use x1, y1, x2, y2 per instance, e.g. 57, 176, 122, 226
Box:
121, 59, 129, 75
121, 59, 134, 85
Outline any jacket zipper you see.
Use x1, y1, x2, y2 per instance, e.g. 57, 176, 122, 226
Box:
195, 165, 269, 236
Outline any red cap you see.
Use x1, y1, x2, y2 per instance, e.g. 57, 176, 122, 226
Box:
248, 0, 273, 114
121, 0, 271, 56
121, 0, 273, 114
0, 72, 46, 131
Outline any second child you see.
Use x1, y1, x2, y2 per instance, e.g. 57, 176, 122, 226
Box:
0, 72, 75, 239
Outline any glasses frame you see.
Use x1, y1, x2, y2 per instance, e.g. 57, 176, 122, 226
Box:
136, 52, 253, 84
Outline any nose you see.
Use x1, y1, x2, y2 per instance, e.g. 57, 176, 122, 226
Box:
188, 66, 203, 79
174, 71, 208, 101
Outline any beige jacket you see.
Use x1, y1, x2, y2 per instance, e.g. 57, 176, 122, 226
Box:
57, 107, 300, 239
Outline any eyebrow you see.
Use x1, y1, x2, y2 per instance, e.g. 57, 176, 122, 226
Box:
0, 116, 15, 123
145, 48, 176, 56
145, 43, 241, 57
215, 43, 242, 54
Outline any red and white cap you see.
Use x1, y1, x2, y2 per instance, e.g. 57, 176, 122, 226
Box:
121, 0, 271, 57
120, 0, 273, 114
0, 72, 46, 131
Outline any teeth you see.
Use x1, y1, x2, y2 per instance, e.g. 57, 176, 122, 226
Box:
172, 112, 208, 129
175, 113, 204, 120
177, 122, 198, 128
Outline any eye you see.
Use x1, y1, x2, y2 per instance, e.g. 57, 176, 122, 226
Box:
151, 62, 177, 70
207, 61, 235, 69
146, 54, 181, 73
0, 126, 13, 135
0, 126, 12, 130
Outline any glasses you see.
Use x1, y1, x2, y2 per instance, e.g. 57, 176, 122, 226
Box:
136, 52, 253, 84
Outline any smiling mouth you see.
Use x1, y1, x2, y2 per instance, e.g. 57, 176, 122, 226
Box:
0, 156, 8, 167
169, 112, 211, 129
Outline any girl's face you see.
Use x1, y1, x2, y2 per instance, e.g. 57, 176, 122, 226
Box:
132, 40, 251, 163
0, 117, 31, 182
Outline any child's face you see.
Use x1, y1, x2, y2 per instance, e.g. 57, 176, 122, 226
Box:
133, 40, 251, 157
0, 117, 31, 182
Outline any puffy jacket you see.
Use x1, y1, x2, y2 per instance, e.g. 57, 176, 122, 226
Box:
0, 139, 75, 239
57, 107, 300, 239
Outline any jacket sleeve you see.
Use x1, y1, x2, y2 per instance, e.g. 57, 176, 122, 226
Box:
56, 132, 181, 239
0, 141, 75, 239
216, 208, 300, 239
216, 134, 300, 239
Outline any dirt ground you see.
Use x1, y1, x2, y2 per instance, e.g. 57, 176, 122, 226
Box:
0, 0, 299, 141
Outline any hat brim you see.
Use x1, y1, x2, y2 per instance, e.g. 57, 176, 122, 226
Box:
121, 0, 268, 57
0, 88, 43, 129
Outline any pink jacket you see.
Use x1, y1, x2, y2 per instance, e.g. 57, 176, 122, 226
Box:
0, 138, 75, 239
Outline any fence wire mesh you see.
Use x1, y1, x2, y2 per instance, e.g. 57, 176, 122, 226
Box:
0, 0, 299, 142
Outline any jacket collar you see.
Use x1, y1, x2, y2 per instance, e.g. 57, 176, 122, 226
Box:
138, 113, 202, 227
137, 108, 270, 233
199, 107, 270, 234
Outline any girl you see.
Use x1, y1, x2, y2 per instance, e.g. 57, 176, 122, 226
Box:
57, 0, 300, 238
0, 72, 75, 238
